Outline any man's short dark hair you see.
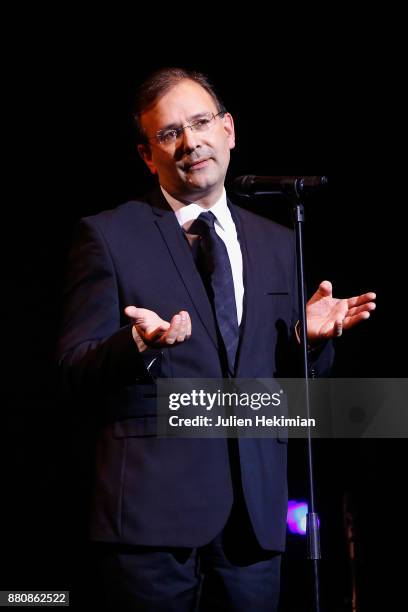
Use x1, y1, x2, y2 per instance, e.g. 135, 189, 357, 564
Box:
134, 67, 226, 143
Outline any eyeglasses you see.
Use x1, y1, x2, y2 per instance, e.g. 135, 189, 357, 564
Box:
150, 111, 225, 146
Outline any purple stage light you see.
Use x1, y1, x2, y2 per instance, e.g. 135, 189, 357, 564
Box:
287, 500, 308, 535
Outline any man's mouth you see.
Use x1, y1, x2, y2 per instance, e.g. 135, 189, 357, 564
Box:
185, 158, 210, 171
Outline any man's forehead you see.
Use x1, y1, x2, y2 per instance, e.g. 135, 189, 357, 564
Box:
141, 79, 217, 126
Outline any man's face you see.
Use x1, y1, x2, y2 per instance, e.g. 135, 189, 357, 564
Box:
138, 79, 235, 205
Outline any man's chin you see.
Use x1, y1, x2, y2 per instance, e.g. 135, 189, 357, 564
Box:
184, 172, 218, 192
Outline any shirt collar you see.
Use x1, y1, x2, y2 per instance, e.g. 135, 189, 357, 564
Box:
160, 186, 230, 231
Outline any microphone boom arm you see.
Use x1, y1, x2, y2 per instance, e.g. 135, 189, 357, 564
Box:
231, 175, 328, 197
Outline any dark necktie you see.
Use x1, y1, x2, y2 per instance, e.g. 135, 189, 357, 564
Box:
192, 211, 239, 376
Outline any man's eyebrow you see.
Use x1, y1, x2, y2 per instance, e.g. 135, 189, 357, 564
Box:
157, 121, 179, 132
188, 112, 212, 121
157, 112, 212, 132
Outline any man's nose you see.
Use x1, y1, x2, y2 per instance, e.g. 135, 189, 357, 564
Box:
180, 125, 200, 151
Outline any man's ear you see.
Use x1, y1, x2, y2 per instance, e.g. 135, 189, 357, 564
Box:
223, 113, 236, 150
138, 143, 158, 175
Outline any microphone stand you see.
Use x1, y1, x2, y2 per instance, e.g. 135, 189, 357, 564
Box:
231, 175, 327, 609
292, 191, 321, 612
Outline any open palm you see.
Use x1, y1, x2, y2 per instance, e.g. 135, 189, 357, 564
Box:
306, 281, 376, 342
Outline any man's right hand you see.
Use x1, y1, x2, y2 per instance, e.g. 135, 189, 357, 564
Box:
124, 306, 192, 352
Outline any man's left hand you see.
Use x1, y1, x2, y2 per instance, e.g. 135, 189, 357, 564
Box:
306, 280, 376, 343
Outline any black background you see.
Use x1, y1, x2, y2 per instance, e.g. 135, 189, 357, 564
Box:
3, 15, 406, 611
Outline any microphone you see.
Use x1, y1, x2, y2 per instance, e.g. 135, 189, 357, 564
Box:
231, 175, 328, 197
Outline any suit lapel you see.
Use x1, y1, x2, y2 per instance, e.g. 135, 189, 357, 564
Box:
228, 201, 258, 376
147, 188, 219, 351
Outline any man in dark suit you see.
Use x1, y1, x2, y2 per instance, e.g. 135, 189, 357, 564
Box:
58, 68, 376, 611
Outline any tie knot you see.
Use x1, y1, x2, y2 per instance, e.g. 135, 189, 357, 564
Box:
189, 211, 216, 237
197, 211, 216, 230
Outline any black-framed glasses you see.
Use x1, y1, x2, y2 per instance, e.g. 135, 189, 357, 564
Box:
150, 111, 225, 146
